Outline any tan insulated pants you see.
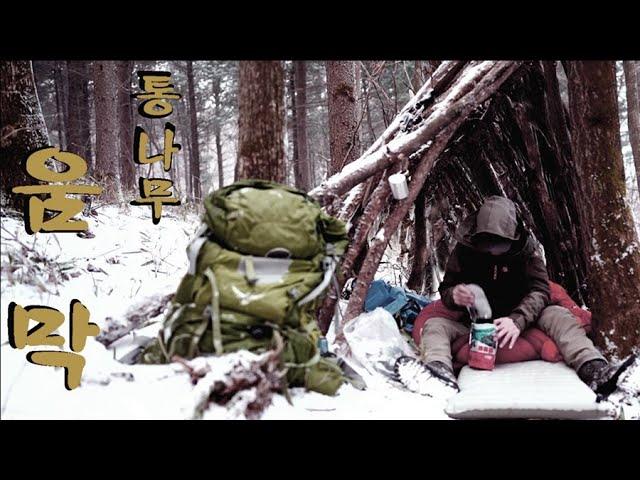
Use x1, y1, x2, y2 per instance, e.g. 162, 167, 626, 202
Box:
419, 305, 605, 371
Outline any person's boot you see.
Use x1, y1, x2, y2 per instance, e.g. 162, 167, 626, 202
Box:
577, 355, 637, 402
394, 356, 459, 396
577, 359, 607, 386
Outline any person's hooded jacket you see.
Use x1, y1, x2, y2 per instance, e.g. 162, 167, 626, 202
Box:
438, 196, 550, 331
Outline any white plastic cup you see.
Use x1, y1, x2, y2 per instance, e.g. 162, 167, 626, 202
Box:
388, 173, 409, 200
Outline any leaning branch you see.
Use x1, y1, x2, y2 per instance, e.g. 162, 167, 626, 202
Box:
309, 61, 510, 205
311, 61, 466, 207
342, 61, 523, 321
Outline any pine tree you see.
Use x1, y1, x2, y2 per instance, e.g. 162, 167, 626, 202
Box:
326, 61, 360, 176
565, 61, 640, 358
0, 61, 50, 210
93, 61, 121, 202
235, 61, 285, 183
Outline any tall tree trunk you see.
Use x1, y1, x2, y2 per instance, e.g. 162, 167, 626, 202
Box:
53, 61, 67, 149
117, 61, 135, 192
184, 130, 193, 200
212, 76, 224, 189
354, 62, 363, 151
0, 61, 50, 211
294, 61, 311, 191
326, 61, 361, 176
93, 61, 120, 202
288, 63, 299, 187
186, 61, 202, 200
363, 76, 377, 146
565, 61, 640, 358
235, 61, 285, 183
175, 104, 193, 201
66, 61, 92, 168
407, 184, 429, 293
624, 61, 640, 193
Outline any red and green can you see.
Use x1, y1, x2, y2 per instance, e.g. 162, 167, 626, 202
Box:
468, 322, 497, 370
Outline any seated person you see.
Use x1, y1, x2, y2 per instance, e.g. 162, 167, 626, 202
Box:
395, 195, 632, 397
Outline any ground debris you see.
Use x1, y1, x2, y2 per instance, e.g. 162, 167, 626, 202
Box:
178, 337, 287, 420
96, 292, 173, 347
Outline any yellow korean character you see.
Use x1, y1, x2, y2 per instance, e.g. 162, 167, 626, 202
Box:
26, 351, 86, 390
7, 300, 99, 390
68, 299, 100, 352
134, 123, 181, 172
12, 147, 103, 234
8, 302, 65, 349
132, 71, 181, 118
130, 178, 181, 224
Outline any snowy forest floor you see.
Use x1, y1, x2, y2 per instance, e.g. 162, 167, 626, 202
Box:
1, 205, 638, 420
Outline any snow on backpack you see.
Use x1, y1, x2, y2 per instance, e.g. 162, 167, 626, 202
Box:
139, 180, 349, 396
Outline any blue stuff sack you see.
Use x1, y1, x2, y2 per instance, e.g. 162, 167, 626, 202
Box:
364, 280, 431, 333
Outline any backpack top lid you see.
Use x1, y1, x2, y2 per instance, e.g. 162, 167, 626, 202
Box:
203, 179, 348, 260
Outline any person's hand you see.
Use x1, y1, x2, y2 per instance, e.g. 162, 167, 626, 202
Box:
452, 284, 475, 307
494, 317, 520, 349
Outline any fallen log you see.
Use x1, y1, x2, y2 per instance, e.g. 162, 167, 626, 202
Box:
96, 292, 173, 348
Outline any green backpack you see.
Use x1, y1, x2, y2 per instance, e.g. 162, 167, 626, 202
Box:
139, 180, 349, 396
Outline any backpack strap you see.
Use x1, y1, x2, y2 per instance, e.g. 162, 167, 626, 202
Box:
242, 256, 258, 286
186, 224, 209, 275
204, 268, 223, 355
297, 256, 337, 306
281, 327, 321, 369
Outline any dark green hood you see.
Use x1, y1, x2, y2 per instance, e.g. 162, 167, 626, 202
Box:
455, 196, 534, 257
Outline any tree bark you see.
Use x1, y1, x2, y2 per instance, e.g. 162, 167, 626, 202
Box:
186, 61, 202, 200
172, 101, 192, 200
93, 61, 120, 202
407, 184, 429, 293
235, 61, 285, 183
66, 61, 92, 168
0, 61, 50, 211
326, 61, 361, 176
53, 61, 67, 149
117, 61, 135, 192
288, 63, 299, 187
624, 61, 640, 194
294, 61, 311, 191
212, 75, 225, 189
565, 61, 640, 358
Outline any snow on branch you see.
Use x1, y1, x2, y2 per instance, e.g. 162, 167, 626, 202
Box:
310, 61, 519, 206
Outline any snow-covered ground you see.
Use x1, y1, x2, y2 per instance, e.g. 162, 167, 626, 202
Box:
1, 205, 638, 420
